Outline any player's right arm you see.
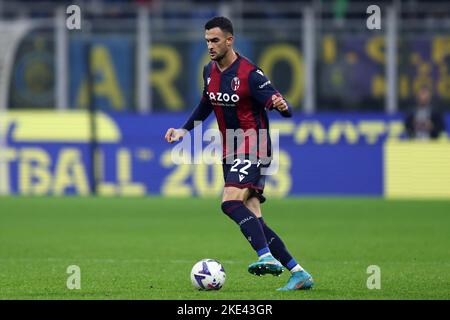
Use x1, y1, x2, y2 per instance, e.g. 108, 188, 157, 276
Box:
165, 66, 213, 143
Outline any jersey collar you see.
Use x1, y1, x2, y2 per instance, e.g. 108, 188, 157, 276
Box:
214, 52, 241, 74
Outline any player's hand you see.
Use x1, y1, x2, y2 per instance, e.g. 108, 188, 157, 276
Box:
165, 128, 187, 143
272, 94, 288, 112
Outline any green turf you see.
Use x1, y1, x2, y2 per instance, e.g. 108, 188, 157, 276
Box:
0, 197, 449, 300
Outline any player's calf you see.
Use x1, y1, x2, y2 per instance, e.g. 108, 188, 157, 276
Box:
221, 200, 284, 276
221, 200, 268, 253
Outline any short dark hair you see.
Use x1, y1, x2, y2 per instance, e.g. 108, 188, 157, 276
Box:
205, 16, 234, 35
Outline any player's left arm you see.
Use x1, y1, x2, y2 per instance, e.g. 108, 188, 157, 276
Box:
248, 69, 292, 118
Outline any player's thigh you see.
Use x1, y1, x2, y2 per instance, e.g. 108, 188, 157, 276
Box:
245, 196, 262, 218
222, 186, 251, 202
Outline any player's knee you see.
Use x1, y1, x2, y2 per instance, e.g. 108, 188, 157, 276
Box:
220, 201, 228, 214
245, 198, 262, 218
221, 200, 243, 215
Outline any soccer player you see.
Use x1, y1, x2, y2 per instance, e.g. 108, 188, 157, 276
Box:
164, 16, 313, 291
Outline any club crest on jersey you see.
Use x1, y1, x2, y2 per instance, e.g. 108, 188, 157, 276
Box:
231, 77, 240, 91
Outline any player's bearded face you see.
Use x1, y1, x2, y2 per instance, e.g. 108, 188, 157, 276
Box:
205, 28, 232, 62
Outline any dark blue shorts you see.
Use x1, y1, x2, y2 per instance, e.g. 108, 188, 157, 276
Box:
222, 158, 270, 203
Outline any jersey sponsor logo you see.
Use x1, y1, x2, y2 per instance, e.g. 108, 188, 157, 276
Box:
231, 77, 240, 91
207, 92, 240, 104
259, 80, 271, 89
238, 174, 245, 182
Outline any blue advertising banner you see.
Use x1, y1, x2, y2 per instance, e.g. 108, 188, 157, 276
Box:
2, 111, 450, 197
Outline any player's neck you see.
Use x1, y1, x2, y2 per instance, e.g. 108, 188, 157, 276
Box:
216, 50, 238, 72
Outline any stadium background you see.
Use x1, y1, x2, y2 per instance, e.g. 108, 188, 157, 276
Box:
1, 0, 449, 198
1, 0, 450, 301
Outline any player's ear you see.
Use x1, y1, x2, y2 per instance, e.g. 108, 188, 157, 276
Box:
226, 35, 234, 47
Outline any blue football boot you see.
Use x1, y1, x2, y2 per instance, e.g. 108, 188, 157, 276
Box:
277, 270, 314, 291
248, 255, 284, 276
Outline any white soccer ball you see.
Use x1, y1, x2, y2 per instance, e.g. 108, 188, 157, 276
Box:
190, 259, 226, 291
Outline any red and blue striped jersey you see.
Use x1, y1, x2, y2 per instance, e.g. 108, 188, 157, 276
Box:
182, 53, 292, 162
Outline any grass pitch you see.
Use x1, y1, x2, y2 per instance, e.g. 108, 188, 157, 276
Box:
0, 197, 449, 300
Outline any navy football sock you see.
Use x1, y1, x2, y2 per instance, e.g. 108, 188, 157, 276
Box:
258, 217, 298, 269
221, 201, 270, 257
